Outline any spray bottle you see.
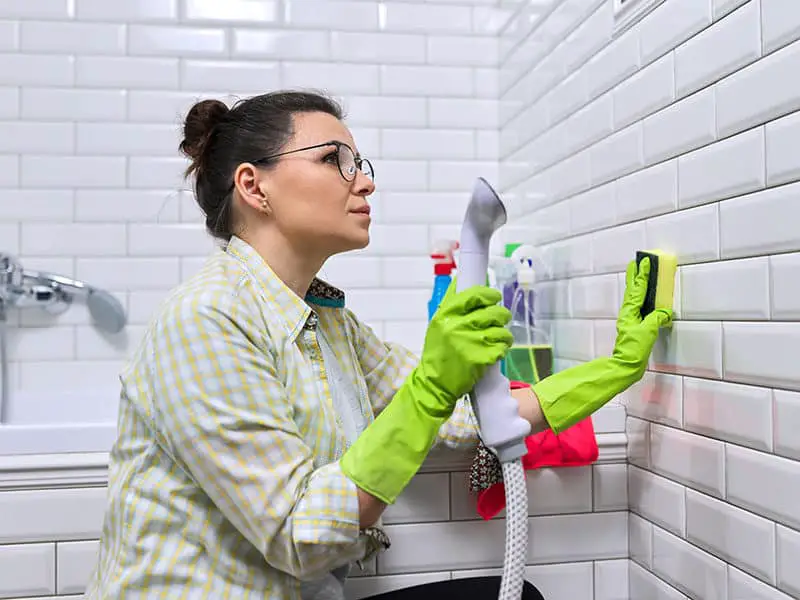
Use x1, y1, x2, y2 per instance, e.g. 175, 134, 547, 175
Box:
509, 244, 536, 328
488, 254, 516, 377
428, 240, 458, 321
505, 244, 554, 386
501, 243, 521, 310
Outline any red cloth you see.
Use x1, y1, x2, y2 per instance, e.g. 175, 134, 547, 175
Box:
475, 381, 600, 520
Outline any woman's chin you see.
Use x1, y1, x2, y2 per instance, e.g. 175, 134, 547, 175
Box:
351, 230, 370, 250
349, 220, 371, 246
329, 230, 370, 256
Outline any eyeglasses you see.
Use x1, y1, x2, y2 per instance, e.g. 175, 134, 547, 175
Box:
253, 141, 375, 183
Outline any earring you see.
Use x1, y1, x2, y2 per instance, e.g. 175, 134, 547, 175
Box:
259, 195, 270, 214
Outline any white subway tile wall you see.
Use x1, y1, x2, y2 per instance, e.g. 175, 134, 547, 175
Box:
499, 0, 800, 599
0, 0, 516, 404
0, 1, 634, 598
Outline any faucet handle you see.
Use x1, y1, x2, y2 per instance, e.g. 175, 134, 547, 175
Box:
0, 253, 23, 288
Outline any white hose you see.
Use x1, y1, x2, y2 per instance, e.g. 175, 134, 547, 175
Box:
499, 460, 528, 600
499, 290, 532, 600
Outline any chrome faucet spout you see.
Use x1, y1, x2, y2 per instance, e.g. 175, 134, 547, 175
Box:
0, 253, 127, 334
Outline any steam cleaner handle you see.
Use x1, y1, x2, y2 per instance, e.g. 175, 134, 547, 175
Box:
458, 248, 531, 463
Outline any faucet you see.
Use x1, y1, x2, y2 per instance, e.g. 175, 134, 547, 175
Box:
0, 252, 127, 333
0, 252, 72, 317
0, 252, 129, 421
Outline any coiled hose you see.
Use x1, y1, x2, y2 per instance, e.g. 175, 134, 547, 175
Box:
499, 460, 528, 599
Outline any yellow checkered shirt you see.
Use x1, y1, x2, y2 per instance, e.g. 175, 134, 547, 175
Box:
85, 236, 478, 599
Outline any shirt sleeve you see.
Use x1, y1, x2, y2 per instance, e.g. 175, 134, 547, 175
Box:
145, 289, 369, 581
344, 310, 479, 451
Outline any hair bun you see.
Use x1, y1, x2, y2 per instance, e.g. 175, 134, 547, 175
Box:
180, 99, 230, 165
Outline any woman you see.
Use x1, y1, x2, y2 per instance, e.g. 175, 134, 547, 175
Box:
86, 90, 669, 599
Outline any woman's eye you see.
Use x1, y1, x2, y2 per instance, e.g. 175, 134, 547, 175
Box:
322, 152, 338, 164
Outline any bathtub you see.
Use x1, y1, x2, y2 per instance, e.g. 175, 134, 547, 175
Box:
0, 387, 119, 456
0, 392, 627, 493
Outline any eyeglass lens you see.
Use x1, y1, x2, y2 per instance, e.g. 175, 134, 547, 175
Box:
337, 145, 374, 181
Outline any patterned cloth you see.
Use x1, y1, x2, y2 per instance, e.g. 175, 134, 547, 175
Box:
470, 443, 506, 495
84, 236, 479, 599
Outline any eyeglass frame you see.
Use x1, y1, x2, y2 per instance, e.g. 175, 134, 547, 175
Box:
251, 140, 374, 183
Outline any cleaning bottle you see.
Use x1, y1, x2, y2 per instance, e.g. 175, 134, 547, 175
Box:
505, 245, 554, 386
491, 255, 517, 312
510, 244, 536, 328
428, 240, 458, 321
490, 256, 514, 378
501, 243, 521, 311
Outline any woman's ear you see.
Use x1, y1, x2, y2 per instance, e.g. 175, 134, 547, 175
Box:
234, 163, 271, 214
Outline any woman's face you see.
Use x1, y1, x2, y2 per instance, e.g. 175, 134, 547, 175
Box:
241, 111, 376, 260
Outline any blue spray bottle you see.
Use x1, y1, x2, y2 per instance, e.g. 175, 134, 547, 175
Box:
428, 240, 458, 320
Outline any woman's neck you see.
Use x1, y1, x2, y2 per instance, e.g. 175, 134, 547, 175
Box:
241, 232, 325, 300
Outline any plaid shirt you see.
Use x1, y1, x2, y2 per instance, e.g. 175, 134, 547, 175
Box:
85, 236, 478, 599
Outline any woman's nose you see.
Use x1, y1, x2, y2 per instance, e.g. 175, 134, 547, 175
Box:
353, 171, 376, 195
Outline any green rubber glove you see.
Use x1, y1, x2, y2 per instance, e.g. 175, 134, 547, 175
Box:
533, 257, 672, 434
340, 282, 513, 505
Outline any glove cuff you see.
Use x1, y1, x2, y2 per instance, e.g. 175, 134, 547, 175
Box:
340, 375, 447, 504
533, 357, 630, 434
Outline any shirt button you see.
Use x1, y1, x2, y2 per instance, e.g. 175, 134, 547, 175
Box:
305, 313, 318, 329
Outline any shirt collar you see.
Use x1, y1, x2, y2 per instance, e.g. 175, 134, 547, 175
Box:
225, 236, 346, 334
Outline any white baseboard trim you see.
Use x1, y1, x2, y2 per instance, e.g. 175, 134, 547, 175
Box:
0, 452, 110, 490
0, 433, 626, 491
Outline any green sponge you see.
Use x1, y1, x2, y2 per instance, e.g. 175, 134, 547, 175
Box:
636, 249, 677, 318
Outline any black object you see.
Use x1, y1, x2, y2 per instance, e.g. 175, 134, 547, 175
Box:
636, 250, 659, 318
362, 576, 545, 600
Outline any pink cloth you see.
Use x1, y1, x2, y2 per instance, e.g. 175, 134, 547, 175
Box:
474, 381, 600, 520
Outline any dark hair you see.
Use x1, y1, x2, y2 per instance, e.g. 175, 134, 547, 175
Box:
179, 90, 344, 241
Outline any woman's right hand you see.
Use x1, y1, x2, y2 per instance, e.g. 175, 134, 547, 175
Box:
417, 281, 514, 408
